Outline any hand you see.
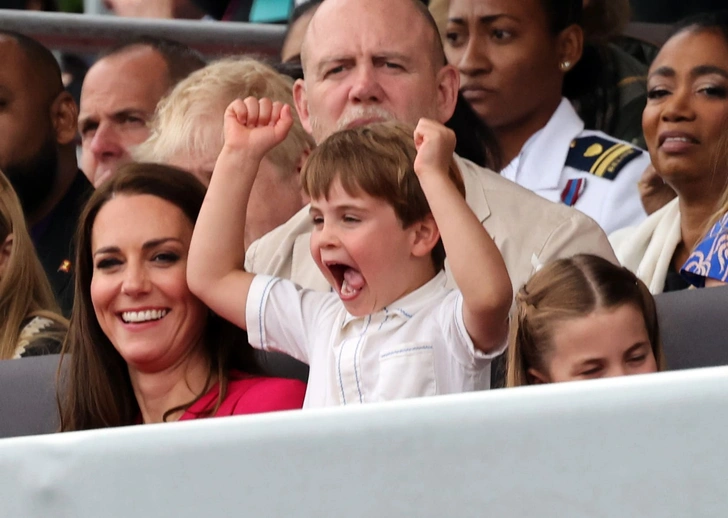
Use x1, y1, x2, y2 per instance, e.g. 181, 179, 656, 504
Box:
413, 118, 456, 179
222, 97, 294, 160
638, 164, 677, 215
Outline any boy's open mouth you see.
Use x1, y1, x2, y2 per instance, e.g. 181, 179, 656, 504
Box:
326, 262, 365, 300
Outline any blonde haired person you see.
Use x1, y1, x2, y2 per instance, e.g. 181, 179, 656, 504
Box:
135, 57, 314, 250
0, 170, 67, 359
507, 254, 664, 387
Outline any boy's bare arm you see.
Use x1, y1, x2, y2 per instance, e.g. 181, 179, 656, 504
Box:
413, 119, 513, 353
187, 97, 294, 329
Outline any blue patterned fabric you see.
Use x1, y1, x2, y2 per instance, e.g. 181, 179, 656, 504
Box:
681, 213, 728, 288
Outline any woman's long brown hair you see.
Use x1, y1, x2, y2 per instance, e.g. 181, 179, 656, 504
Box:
0, 170, 66, 359
58, 163, 260, 431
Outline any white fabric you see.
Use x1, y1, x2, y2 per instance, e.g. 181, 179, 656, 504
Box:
501, 98, 648, 235
245, 154, 617, 295
4, 367, 728, 517
609, 197, 681, 294
246, 272, 501, 408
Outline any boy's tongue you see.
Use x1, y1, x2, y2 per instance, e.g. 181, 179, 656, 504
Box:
342, 267, 365, 292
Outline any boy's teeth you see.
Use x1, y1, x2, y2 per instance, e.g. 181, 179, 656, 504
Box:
341, 279, 363, 297
121, 309, 168, 323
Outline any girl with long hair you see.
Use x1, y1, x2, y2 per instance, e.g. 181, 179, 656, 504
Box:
0, 169, 66, 359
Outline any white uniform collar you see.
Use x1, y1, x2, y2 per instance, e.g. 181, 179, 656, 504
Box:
341, 270, 448, 328
505, 97, 584, 191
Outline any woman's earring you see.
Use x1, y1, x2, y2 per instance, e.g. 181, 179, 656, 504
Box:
560, 61, 571, 71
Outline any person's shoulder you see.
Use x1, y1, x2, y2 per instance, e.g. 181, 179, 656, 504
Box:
609, 197, 680, 260
15, 316, 65, 358
245, 203, 317, 278
455, 154, 601, 227
227, 374, 306, 414
565, 131, 647, 181
56, 171, 93, 217
249, 203, 313, 252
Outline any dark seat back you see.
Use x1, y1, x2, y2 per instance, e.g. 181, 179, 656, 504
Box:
655, 285, 728, 370
0, 354, 63, 438
0, 351, 308, 439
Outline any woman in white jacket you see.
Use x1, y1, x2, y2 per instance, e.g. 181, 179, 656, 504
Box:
610, 11, 728, 293
444, 0, 650, 235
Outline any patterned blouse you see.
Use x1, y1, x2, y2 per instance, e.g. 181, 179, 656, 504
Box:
12, 316, 64, 359
681, 213, 728, 288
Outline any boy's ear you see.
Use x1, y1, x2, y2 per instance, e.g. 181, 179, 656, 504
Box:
527, 368, 549, 385
410, 214, 440, 259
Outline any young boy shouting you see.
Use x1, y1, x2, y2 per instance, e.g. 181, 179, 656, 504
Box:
188, 97, 513, 408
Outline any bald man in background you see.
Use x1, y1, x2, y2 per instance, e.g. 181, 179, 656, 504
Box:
0, 30, 91, 316
79, 37, 205, 187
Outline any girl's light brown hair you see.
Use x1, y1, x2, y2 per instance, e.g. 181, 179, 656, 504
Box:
301, 121, 465, 271
506, 254, 665, 387
0, 169, 66, 359
58, 163, 260, 431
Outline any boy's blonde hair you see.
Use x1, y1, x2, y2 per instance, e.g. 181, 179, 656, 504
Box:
0, 170, 66, 359
135, 57, 314, 176
301, 121, 465, 271
506, 254, 665, 387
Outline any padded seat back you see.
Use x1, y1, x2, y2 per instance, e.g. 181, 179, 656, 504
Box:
655, 286, 728, 370
0, 354, 63, 438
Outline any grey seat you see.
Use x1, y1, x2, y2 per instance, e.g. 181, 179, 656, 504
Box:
0, 351, 308, 439
2, 286, 725, 439
655, 285, 728, 371
0, 354, 63, 438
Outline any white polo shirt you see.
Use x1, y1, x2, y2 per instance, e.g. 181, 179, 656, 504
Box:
246, 271, 503, 408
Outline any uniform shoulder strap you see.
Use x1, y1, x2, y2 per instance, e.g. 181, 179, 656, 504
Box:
566, 135, 643, 180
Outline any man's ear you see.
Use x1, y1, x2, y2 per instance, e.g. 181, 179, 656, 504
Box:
435, 64, 459, 124
527, 368, 549, 385
410, 214, 440, 259
556, 24, 584, 73
51, 91, 79, 146
0, 233, 13, 279
293, 79, 313, 135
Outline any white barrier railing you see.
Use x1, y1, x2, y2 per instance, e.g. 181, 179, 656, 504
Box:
0, 10, 285, 56
1, 365, 726, 517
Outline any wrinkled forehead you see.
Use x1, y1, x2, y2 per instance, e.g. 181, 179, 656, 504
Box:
301, 0, 435, 70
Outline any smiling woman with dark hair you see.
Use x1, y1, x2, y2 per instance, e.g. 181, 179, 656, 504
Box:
58, 163, 305, 431
611, 10, 728, 294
